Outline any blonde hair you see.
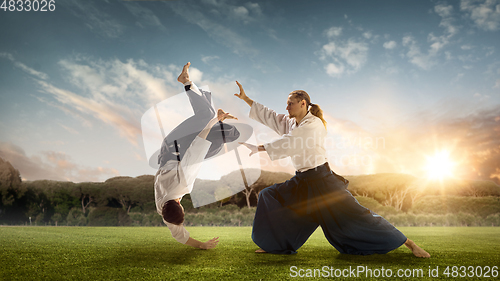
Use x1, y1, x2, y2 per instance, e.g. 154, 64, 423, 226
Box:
289, 90, 327, 129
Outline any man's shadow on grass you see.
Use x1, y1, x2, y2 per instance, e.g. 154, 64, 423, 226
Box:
245, 246, 430, 267
99, 244, 223, 267
98, 244, 430, 269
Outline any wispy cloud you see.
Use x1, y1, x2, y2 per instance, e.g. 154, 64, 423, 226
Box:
36, 79, 142, 146
363, 31, 374, 40
435, 3, 460, 36
201, 55, 220, 64
383, 41, 397, 50
402, 3, 460, 70
57, 57, 176, 105
2, 50, 248, 162
402, 36, 435, 70
461, 0, 500, 31
0, 53, 49, 80
325, 26, 343, 38
60, 0, 124, 38
0, 142, 119, 182
169, 1, 259, 57
24, 55, 182, 146
31, 95, 93, 128
320, 38, 369, 77
201, 0, 263, 25
124, 2, 166, 31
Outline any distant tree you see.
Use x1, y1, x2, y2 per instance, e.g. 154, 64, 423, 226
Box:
22, 181, 53, 223
73, 182, 104, 214
220, 169, 264, 208
66, 208, 87, 226
346, 173, 417, 211
248, 170, 293, 194
51, 213, 63, 226
104, 176, 153, 213
43, 181, 78, 222
132, 175, 155, 210
0, 157, 23, 223
214, 185, 233, 207
460, 180, 500, 197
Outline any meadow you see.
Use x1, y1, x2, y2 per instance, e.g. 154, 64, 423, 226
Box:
1, 226, 499, 280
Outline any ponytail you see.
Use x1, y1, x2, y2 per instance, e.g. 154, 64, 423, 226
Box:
289, 90, 327, 129
309, 103, 327, 129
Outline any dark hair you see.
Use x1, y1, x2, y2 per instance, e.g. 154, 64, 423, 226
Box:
289, 90, 327, 129
162, 200, 184, 225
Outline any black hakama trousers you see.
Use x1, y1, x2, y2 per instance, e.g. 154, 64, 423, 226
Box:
252, 162, 407, 254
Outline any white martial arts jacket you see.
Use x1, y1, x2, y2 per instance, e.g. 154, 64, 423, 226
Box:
249, 101, 327, 172
154, 136, 211, 243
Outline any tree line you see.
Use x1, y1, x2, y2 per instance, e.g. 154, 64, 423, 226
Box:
1, 157, 499, 226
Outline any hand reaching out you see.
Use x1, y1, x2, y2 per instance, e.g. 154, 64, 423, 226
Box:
200, 237, 219, 249
234, 81, 247, 100
234, 81, 253, 107
217, 109, 237, 122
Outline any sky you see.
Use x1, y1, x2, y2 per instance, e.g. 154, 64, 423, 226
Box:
0, 0, 499, 184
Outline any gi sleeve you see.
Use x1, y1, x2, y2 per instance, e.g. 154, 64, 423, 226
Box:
263, 118, 316, 160
249, 101, 292, 135
165, 220, 190, 244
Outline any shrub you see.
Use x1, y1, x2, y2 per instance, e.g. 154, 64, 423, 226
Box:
51, 213, 64, 226
142, 213, 162, 226
182, 208, 256, 227
456, 212, 476, 226
415, 214, 428, 226
221, 204, 239, 212
129, 212, 144, 226
355, 196, 399, 217
411, 196, 500, 218
485, 213, 500, 226
87, 207, 131, 226
386, 214, 406, 226
240, 207, 256, 215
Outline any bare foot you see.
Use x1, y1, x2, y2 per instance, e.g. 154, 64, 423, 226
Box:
404, 239, 430, 258
217, 109, 238, 122
255, 248, 267, 253
177, 62, 191, 84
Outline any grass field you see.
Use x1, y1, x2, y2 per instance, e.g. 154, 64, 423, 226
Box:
1, 226, 499, 280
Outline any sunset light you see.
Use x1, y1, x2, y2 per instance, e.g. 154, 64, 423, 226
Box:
425, 150, 456, 180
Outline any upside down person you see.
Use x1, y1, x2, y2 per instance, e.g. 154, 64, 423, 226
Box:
154, 62, 238, 249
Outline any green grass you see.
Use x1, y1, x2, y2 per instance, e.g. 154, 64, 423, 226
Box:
1, 227, 499, 280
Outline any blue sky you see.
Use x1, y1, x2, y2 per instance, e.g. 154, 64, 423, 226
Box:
0, 0, 499, 183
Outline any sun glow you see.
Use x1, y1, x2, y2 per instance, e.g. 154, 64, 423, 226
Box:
425, 150, 456, 180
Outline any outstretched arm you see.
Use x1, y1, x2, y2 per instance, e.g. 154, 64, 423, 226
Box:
239, 142, 265, 157
236, 82, 292, 136
234, 81, 253, 107
197, 109, 236, 140
197, 117, 219, 140
166, 222, 219, 249
184, 236, 219, 249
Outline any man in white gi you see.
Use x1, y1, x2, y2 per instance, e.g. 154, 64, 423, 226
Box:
235, 81, 430, 258
154, 63, 236, 249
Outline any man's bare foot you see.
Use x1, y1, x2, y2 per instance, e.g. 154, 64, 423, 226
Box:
255, 248, 267, 253
404, 239, 430, 258
217, 109, 237, 122
177, 62, 191, 84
